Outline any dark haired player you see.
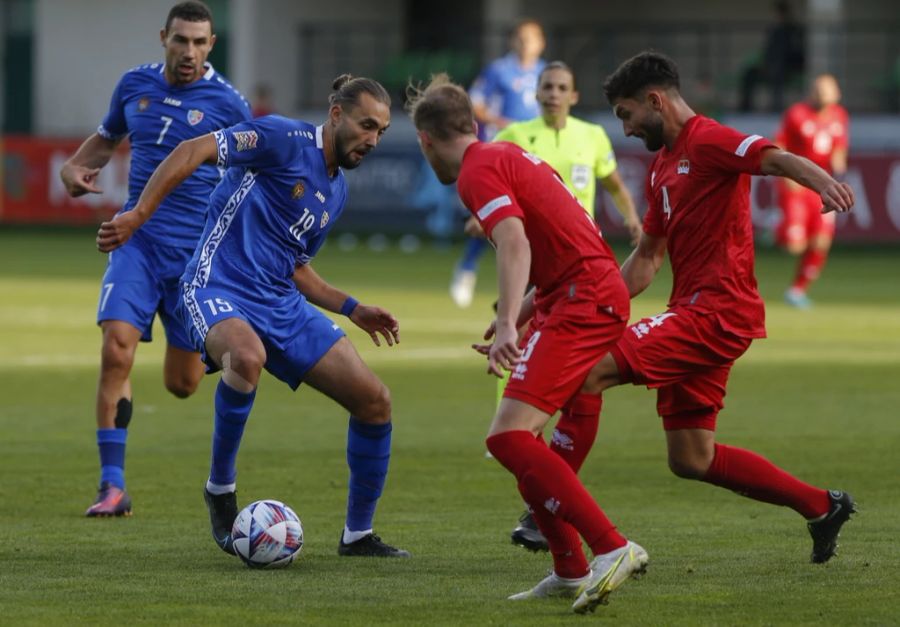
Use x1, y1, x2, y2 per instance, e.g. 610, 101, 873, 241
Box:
523, 52, 854, 607
97, 75, 409, 558
60, 1, 250, 518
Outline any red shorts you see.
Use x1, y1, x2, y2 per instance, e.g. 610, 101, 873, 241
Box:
610, 306, 753, 431
777, 184, 836, 246
503, 298, 627, 415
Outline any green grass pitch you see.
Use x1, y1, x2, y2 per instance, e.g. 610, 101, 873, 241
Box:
0, 229, 898, 625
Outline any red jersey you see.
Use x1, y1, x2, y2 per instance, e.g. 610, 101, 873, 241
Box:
776, 102, 848, 173
644, 115, 775, 339
457, 141, 626, 319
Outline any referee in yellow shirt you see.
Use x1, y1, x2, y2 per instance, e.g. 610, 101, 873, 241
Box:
465, 60, 640, 242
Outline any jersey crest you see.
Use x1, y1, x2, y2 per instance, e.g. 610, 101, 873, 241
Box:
187, 109, 204, 125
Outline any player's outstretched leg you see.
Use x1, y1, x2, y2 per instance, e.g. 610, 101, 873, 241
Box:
807, 490, 856, 563
571, 541, 649, 614
668, 428, 855, 562
338, 417, 410, 558
303, 337, 409, 557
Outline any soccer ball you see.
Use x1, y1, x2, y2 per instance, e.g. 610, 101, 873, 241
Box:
231, 499, 303, 568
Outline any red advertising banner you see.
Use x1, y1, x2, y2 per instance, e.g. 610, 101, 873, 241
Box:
2, 136, 900, 242
596, 150, 900, 243
1, 135, 130, 225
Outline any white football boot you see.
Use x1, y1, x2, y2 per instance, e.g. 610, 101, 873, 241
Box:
572, 540, 649, 614
508, 570, 592, 600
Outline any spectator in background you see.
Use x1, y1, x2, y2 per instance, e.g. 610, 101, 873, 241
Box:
739, 0, 805, 112
251, 83, 276, 117
449, 18, 546, 308
776, 74, 849, 308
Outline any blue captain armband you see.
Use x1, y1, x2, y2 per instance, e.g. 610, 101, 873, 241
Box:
340, 296, 359, 317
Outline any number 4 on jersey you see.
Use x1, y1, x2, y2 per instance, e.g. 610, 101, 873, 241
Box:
661, 185, 673, 220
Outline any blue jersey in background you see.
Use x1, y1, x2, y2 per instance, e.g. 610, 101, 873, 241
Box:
469, 53, 546, 140
99, 62, 251, 248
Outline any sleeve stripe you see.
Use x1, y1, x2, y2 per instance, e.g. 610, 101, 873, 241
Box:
476, 194, 512, 220
213, 130, 228, 167
735, 134, 763, 157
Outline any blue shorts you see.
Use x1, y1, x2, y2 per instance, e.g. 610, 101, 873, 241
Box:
97, 233, 195, 351
179, 284, 345, 390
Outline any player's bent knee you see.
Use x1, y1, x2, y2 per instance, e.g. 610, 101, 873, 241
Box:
352, 382, 392, 425
580, 354, 620, 394
164, 376, 199, 399
225, 345, 266, 382
100, 333, 136, 373
667, 450, 713, 479
785, 240, 806, 256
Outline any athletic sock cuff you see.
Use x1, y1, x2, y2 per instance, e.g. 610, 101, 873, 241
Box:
349, 416, 392, 439
97, 428, 128, 444
217, 379, 256, 408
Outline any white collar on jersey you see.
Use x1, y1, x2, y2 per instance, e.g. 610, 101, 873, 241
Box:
316, 125, 324, 149
157, 62, 215, 80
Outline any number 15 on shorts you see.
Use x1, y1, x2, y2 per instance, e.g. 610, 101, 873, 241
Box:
203, 298, 234, 316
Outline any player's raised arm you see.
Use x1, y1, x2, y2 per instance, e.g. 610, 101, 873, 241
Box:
60, 133, 122, 197
620, 231, 666, 298
96, 133, 218, 252
760, 148, 854, 214
292, 264, 399, 347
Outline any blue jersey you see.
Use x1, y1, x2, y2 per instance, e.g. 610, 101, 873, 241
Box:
182, 115, 347, 304
99, 62, 251, 248
469, 53, 546, 139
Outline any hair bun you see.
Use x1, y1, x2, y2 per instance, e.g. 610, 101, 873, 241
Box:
332, 74, 354, 90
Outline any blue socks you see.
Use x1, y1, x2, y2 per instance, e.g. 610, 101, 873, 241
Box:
345, 417, 392, 532
97, 428, 128, 489
209, 379, 256, 487
459, 237, 488, 272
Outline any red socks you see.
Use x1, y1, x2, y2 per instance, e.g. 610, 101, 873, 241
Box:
702, 443, 830, 519
550, 393, 602, 473
792, 248, 827, 292
487, 430, 626, 572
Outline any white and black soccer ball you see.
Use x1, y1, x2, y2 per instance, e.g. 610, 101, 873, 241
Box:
231, 499, 303, 568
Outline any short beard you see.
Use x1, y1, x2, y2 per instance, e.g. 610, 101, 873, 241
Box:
642, 117, 665, 152
333, 130, 361, 170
